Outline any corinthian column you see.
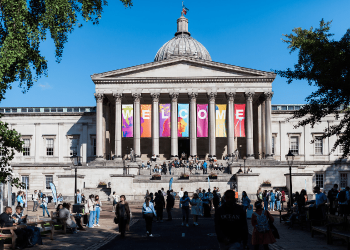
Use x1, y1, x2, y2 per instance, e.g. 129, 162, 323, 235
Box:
245, 92, 254, 159
151, 93, 160, 158
189, 92, 198, 157
226, 92, 236, 158
264, 92, 274, 159
113, 93, 123, 159
208, 92, 217, 158
94, 93, 104, 160
133, 93, 141, 158
170, 93, 179, 159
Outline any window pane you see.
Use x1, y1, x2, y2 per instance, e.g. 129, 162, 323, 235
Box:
316, 174, 324, 188
70, 138, 78, 156
46, 139, 54, 156
290, 136, 299, 155
22, 176, 29, 189
23, 139, 30, 156
45, 175, 53, 189
315, 136, 323, 155
341, 173, 348, 188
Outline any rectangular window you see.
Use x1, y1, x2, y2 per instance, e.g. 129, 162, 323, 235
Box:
23, 139, 30, 156
70, 138, 78, 156
315, 136, 323, 155
290, 136, 299, 155
341, 173, 348, 189
46, 139, 54, 156
93, 138, 96, 156
45, 175, 53, 189
272, 137, 275, 155
316, 174, 324, 188
22, 176, 29, 189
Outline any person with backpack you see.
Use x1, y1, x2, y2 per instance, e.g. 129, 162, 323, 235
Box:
328, 184, 339, 215
166, 190, 174, 221
242, 191, 251, 212
337, 188, 349, 216
251, 200, 276, 250
269, 190, 276, 211
275, 189, 282, 211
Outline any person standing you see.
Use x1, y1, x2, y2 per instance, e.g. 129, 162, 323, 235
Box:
76, 189, 82, 204
275, 189, 282, 211
32, 190, 39, 212
57, 193, 63, 203
115, 195, 130, 238
269, 190, 276, 211
263, 190, 268, 211
168, 161, 173, 175
328, 184, 339, 215
180, 191, 191, 227
215, 190, 248, 249
166, 190, 174, 221
94, 195, 102, 227
87, 194, 96, 228
112, 191, 119, 212
191, 193, 201, 226
281, 190, 286, 210
203, 161, 208, 174
314, 186, 327, 219
17, 191, 24, 207
142, 196, 157, 237
242, 191, 251, 211
251, 201, 276, 250
154, 191, 165, 222
178, 188, 184, 208
41, 194, 50, 217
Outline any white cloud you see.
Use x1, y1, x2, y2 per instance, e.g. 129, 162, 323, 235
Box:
38, 82, 53, 90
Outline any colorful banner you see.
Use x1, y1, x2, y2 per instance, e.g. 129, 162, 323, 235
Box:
197, 104, 208, 137
234, 104, 246, 137
216, 104, 227, 137
122, 104, 133, 137
178, 104, 189, 137
141, 104, 151, 137
159, 104, 171, 137
49, 183, 57, 203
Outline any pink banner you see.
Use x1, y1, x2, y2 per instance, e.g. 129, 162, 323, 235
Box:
159, 104, 171, 137
197, 104, 208, 137
234, 104, 246, 137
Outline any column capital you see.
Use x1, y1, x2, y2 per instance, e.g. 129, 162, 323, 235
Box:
151, 93, 160, 102
170, 92, 179, 101
188, 92, 198, 100
244, 92, 254, 101
207, 92, 217, 101
113, 93, 123, 103
94, 93, 104, 103
226, 92, 236, 101
263, 92, 274, 101
132, 93, 142, 102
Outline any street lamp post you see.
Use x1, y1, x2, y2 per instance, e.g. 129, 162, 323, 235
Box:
243, 156, 247, 174
286, 149, 295, 210
70, 152, 81, 204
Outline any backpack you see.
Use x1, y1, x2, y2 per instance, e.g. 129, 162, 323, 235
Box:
276, 192, 281, 201
338, 190, 347, 203
254, 211, 270, 233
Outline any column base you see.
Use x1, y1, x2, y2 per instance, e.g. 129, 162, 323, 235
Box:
95, 156, 104, 162
265, 154, 274, 160
247, 154, 255, 160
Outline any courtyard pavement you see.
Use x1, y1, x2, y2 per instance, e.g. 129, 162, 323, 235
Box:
23, 202, 349, 250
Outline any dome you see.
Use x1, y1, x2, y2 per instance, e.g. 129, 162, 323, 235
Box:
154, 14, 212, 62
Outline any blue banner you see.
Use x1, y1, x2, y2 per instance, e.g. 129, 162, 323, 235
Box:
49, 183, 57, 203
169, 177, 173, 190
208, 177, 210, 189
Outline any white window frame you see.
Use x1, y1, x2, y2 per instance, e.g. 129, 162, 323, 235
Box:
22, 138, 31, 156
290, 136, 299, 155
45, 175, 53, 190
315, 173, 324, 188
22, 176, 29, 189
314, 136, 323, 155
42, 135, 56, 157
46, 139, 54, 156
340, 173, 348, 189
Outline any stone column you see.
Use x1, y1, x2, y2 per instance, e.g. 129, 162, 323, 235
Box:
170, 93, 179, 159
264, 92, 274, 159
113, 93, 123, 159
189, 92, 198, 157
151, 93, 160, 157
133, 93, 141, 158
245, 92, 254, 159
94, 93, 104, 160
208, 92, 217, 158
226, 92, 235, 158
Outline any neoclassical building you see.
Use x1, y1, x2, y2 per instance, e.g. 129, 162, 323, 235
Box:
1, 14, 348, 201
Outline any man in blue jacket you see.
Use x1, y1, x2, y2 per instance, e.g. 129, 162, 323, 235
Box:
203, 161, 208, 174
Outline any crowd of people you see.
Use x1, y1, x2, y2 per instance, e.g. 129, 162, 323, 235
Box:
256, 188, 285, 211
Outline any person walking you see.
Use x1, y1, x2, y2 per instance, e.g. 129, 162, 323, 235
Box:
32, 190, 39, 212
168, 161, 173, 175
215, 190, 248, 249
115, 195, 130, 238
203, 161, 208, 174
41, 194, 50, 217
94, 195, 102, 227
263, 190, 268, 211
180, 191, 191, 227
166, 190, 174, 221
17, 191, 24, 207
191, 193, 201, 226
202, 189, 211, 217
112, 191, 119, 212
87, 194, 96, 228
178, 188, 184, 208
154, 191, 165, 222
270, 190, 276, 211
142, 196, 157, 237
251, 200, 276, 250
242, 191, 251, 212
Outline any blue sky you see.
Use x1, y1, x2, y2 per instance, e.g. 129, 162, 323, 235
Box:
1, 0, 350, 107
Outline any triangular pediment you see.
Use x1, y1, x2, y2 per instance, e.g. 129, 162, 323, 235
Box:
91, 57, 275, 81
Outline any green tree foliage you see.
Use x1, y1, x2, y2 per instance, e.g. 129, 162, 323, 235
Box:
275, 20, 350, 157
0, 0, 132, 186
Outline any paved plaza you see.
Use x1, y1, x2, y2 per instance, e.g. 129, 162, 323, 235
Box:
19, 201, 348, 250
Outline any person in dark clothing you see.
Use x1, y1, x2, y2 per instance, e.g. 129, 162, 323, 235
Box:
328, 184, 339, 215
115, 195, 131, 238
0, 207, 16, 228
213, 190, 220, 210
215, 190, 248, 250
166, 190, 175, 221
154, 191, 165, 222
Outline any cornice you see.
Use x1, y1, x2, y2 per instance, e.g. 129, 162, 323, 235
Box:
94, 77, 275, 84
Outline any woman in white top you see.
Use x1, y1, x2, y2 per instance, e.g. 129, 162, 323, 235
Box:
87, 194, 96, 228
94, 195, 102, 227
191, 193, 201, 226
41, 194, 50, 217
112, 192, 119, 212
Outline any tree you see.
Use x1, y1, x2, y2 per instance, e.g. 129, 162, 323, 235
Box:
275, 19, 350, 157
0, 0, 132, 186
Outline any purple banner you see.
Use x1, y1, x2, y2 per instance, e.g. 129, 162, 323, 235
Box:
197, 104, 208, 137
159, 104, 171, 137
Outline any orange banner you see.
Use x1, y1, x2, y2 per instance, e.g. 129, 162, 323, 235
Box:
141, 105, 151, 137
